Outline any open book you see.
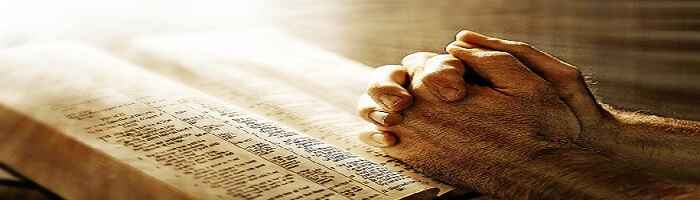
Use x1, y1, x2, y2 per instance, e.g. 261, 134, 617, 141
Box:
0, 30, 462, 200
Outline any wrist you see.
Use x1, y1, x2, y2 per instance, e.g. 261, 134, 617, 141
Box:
517, 148, 697, 200
574, 104, 620, 153
575, 107, 700, 180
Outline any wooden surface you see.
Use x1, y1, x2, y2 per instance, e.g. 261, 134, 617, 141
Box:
263, 0, 700, 121
0, 164, 61, 200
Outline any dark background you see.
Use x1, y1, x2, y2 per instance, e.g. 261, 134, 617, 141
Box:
268, 0, 700, 121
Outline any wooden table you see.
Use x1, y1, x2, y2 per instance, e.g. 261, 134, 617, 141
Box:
0, 164, 61, 200
265, 0, 700, 121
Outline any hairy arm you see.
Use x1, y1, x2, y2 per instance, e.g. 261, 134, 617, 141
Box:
451, 31, 700, 181
589, 108, 700, 181
485, 148, 699, 200
356, 30, 700, 199
357, 49, 700, 199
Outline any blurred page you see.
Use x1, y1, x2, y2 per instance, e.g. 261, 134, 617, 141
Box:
0, 43, 438, 199
120, 30, 455, 194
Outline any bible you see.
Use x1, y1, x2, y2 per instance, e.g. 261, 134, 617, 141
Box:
0, 29, 460, 200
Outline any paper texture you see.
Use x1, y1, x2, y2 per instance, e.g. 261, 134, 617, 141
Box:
119, 30, 454, 195
0, 42, 440, 199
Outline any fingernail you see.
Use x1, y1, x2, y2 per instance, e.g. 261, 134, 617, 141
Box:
371, 133, 389, 147
379, 95, 401, 110
369, 111, 389, 125
360, 131, 398, 147
438, 87, 461, 101
369, 111, 403, 126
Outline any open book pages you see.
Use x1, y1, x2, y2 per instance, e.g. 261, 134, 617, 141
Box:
0, 30, 454, 200
119, 30, 455, 194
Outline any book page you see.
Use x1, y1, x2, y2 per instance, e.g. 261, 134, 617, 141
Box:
119, 30, 455, 194
0, 43, 437, 199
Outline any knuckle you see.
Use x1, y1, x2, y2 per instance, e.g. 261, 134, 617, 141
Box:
555, 67, 586, 99
445, 45, 463, 56
456, 30, 473, 41
427, 54, 462, 66
406, 52, 438, 59
475, 51, 518, 64
512, 41, 531, 48
491, 51, 517, 59
424, 68, 461, 84
448, 40, 475, 49
511, 42, 534, 53
402, 52, 437, 65
409, 81, 438, 100
560, 67, 583, 81
556, 67, 585, 90
422, 71, 443, 85
368, 81, 392, 93
427, 54, 453, 62
372, 65, 408, 84
426, 55, 464, 74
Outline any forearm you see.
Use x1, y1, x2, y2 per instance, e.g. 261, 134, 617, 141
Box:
584, 107, 700, 181
477, 149, 699, 200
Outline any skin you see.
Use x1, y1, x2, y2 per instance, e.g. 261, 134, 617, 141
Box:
356, 30, 700, 199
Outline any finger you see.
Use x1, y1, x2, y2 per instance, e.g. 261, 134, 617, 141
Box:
357, 94, 403, 126
417, 54, 468, 102
455, 30, 604, 124
456, 30, 578, 86
367, 65, 413, 112
446, 44, 543, 91
359, 131, 398, 148
402, 53, 469, 103
456, 31, 569, 79
401, 52, 438, 76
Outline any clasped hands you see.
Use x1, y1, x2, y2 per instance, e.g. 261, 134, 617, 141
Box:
355, 31, 700, 199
